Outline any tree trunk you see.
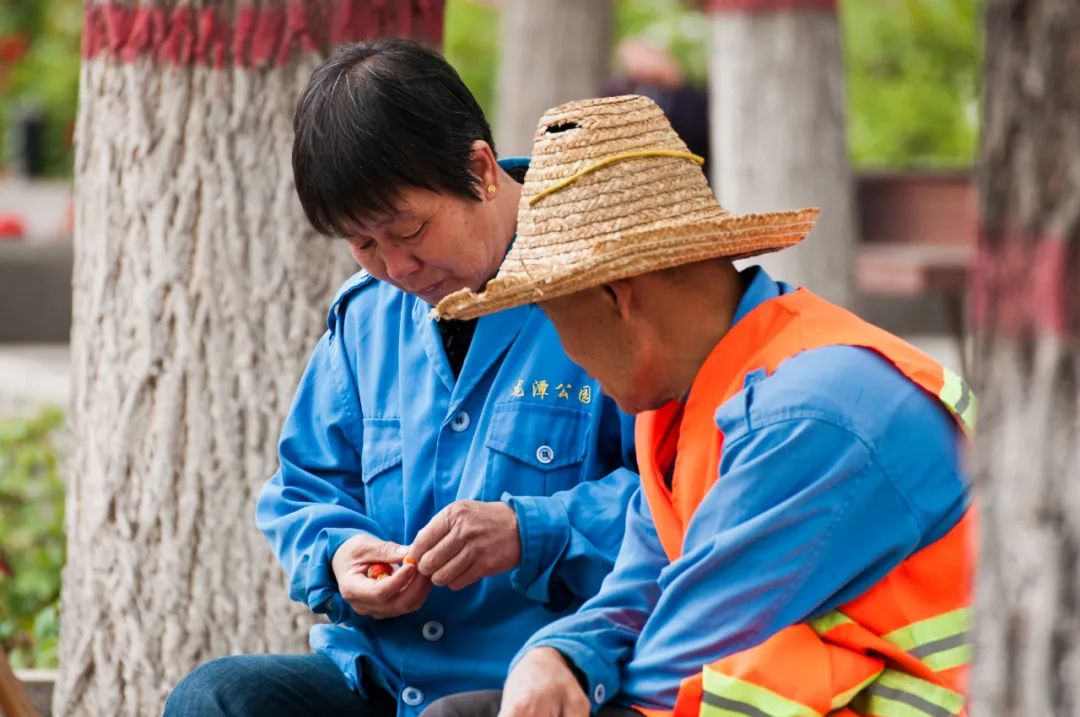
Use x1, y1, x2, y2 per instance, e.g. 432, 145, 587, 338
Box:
707, 1, 856, 307
970, 2, 1080, 715
56, 3, 442, 715
495, 0, 614, 155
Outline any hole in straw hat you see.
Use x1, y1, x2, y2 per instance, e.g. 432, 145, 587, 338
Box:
545, 121, 579, 134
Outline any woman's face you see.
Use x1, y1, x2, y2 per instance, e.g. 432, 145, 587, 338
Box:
343, 184, 508, 306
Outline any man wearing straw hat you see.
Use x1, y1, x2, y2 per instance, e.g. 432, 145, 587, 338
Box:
428, 95, 975, 717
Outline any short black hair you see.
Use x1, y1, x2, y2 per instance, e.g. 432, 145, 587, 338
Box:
292, 39, 496, 237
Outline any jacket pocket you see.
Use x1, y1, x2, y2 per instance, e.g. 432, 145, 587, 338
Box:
483, 402, 591, 500
360, 418, 405, 530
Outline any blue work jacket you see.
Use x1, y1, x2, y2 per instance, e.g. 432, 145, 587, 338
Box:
256, 250, 637, 715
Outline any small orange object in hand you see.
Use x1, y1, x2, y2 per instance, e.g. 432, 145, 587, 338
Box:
366, 562, 393, 580
403, 556, 417, 566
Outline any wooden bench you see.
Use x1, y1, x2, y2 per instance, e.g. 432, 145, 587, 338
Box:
854, 171, 975, 370
854, 170, 974, 297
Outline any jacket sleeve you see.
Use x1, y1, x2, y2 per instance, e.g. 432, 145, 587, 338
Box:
621, 415, 950, 709
512, 488, 667, 712
255, 330, 380, 625
502, 397, 640, 607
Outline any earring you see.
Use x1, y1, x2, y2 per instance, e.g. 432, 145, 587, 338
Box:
487, 184, 497, 195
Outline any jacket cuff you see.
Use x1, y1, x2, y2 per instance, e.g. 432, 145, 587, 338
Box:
502, 492, 571, 604
304, 527, 365, 623
513, 639, 620, 713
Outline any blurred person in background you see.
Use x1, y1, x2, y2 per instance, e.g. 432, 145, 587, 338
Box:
603, 37, 710, 175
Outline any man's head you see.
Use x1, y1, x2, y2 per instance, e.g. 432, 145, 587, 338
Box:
433, 95, 818, 410
538, 259, 743, 413
293, 39, 518, 304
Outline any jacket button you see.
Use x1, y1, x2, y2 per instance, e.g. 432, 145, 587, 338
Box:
535, 445, 555, 464
401, 687, 425, 706
450, 411, 470, 432
593, 683, 606, 703
422, 620, 445, 642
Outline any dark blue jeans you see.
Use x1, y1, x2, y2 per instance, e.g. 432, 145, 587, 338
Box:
164, 653, 396, 717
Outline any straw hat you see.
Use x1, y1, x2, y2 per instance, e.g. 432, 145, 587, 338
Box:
434, 95, 818, 321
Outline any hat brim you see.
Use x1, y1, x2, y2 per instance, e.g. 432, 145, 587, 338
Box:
434, 207, 819, 321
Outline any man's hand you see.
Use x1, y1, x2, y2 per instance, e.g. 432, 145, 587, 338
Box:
332, 533, 432, 619
408, 500, 521, 591
499, 647, 590, 717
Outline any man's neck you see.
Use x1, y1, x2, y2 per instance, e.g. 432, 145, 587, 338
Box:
657, 262, 745, 401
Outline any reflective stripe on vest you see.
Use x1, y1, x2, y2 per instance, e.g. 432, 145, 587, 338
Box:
701, 667, 820, 717
882, 608, 972, 673
939, 368, 977, 434
701, 664, 965, 717
810, 609, 973, 675
849, 670, 965, 717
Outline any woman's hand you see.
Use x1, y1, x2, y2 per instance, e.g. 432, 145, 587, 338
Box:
408, 500, 522, 591
332, 533, 432, 619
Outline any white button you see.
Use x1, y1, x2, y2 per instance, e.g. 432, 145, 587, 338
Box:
536, 445, 555, 464
422, 621, 445, 642
401, 687, 425, 706
450, 411, 470, 432
593, 683, 606, 703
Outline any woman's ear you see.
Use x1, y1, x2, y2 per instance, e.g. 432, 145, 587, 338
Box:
470, 140, 499, 199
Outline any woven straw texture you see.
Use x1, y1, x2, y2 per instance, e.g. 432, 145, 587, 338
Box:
435, 95, 819, 320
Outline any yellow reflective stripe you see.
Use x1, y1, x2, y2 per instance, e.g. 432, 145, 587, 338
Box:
700, 702, 776, 717
808, 610, 853, 636
921, 643, 972, 673
831, 669, 881, 711
702, 666, 822, 717
939, 368, 976, 432
882, 607, 972, 671
851, 669, 965, 717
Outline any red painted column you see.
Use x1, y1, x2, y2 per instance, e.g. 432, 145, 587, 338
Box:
970, 229, 1074, 338
82, 0, 446, 68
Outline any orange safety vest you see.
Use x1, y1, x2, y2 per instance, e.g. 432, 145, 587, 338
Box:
635, 289, 976, 717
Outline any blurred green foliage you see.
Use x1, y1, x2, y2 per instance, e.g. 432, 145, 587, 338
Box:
0, 0, 82, 177
614, 0, 710, 85
0, 0, 979, 175
444, 0, 501, 123
0, 407, 65, 669
843, 0, 981, 168
444, 0, 980, 169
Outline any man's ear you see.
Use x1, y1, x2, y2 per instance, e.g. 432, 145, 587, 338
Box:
606, 280, 633, 323
470, 140, 499, 199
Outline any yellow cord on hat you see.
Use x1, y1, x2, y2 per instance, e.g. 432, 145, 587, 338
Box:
529, 150, 705, 206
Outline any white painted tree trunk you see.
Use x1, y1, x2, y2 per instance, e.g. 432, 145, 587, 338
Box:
970, 1, 1080, 714
56, 37, 356, 717
496, 0, 614, 155
709, 11, 856, 307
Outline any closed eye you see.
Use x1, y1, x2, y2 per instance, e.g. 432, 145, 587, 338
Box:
400, 221, 427, 240
351, 237, 376, 253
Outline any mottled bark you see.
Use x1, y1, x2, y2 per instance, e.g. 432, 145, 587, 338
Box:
56, 1, 443, 713
709, 9, 856, 307
495, 0, 613, 155
971, 1, 1080, 715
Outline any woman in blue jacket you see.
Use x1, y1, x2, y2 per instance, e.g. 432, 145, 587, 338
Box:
164, 40, 637, 717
